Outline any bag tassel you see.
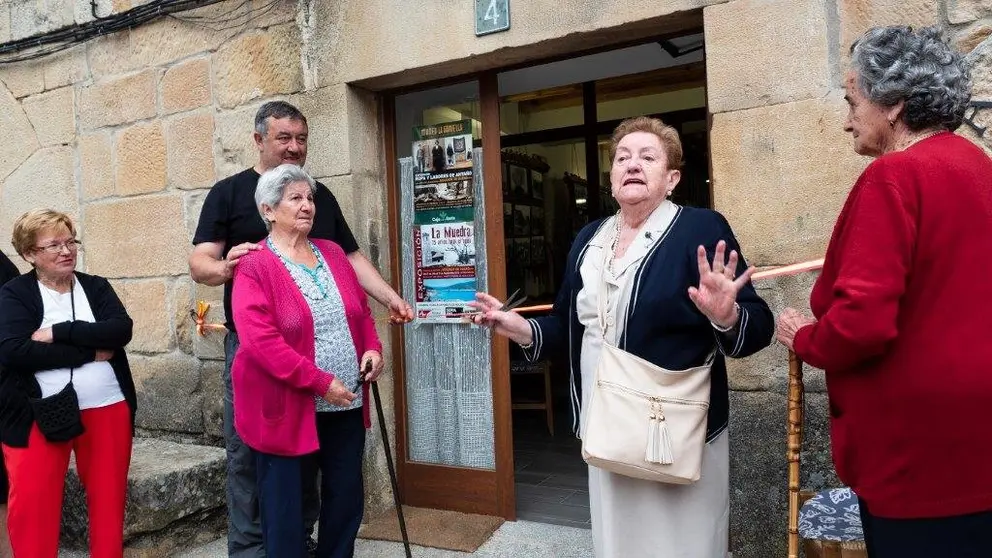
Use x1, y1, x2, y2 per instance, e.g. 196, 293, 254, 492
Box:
645, 404, 674, 465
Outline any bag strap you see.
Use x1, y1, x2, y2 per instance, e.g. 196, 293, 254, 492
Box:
68, 277, 75, 383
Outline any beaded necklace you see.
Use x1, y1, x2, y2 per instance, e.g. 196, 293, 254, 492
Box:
267, 238, 328, 299
608, 214, 622, 273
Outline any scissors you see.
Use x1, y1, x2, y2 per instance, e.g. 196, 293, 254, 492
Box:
498, 288, 529, 313
453, 288, 529, 319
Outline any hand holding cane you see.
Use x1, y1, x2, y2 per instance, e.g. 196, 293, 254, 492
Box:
361, 359, 413, 557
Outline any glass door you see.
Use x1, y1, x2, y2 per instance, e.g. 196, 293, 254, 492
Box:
388, 78, 515, 518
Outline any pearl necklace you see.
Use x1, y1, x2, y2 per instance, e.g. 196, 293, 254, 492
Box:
609, 214, 624, 273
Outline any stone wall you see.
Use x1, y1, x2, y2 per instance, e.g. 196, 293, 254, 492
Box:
3, 0, 992, 555
1, 0, 401, 515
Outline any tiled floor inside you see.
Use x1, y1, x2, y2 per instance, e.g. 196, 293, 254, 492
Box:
512, 410, 591, 529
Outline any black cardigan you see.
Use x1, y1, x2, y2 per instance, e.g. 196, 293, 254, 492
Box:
0, 270, 137, 447
0, 253, 18, 285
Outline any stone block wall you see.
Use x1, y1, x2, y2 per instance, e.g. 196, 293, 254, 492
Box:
0, 0, 395, 451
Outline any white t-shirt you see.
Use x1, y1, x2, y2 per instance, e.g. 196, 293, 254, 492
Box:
35, 278, 125, 410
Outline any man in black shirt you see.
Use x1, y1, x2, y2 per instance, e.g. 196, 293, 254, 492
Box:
189, 101, 412, 557
0, 251, 20, 558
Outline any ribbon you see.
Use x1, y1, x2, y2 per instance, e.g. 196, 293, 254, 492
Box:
190, 301, 227, 337
506, 258, 826, 315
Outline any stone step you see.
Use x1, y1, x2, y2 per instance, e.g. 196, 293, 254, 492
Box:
60, 438, 227, 556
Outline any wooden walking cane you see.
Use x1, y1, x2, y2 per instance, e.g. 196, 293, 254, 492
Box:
364, 361, 413, 558
786, 350, 804, 558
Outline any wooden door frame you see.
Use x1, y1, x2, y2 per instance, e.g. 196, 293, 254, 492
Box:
380, 28, 708, 522
381, 73, 515, 520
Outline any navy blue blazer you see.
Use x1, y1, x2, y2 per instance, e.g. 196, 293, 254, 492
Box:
523, 205, 774, 441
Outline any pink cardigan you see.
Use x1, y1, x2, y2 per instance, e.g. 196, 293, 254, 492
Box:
231, 239, 382, 456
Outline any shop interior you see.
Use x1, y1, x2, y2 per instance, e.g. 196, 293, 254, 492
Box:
499, 34, 710, 527
391, 31, 710, 526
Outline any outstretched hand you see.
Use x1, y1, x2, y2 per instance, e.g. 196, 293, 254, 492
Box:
688, 240, 755, 329
466, 293, 534, 346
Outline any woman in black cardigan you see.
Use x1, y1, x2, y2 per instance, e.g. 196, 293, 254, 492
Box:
0, 209, 136, 558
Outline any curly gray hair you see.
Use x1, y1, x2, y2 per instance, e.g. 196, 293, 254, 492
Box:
850, 25, 972, 131
255, 164, 316, 231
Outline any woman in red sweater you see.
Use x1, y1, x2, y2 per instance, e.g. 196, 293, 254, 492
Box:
231, 164, 383, 557
776, 25, 992, 557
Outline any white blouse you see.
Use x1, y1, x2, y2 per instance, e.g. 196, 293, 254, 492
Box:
35, 278, 124, 410
576, 200, 678, 427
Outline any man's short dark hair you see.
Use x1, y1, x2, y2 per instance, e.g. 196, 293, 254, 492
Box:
254, 101, 308, 136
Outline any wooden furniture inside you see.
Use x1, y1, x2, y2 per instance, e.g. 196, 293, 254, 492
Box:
510, 361, 554, 436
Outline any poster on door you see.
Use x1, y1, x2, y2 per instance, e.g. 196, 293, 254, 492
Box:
412, 120, 475, 214
413, 222, 478, 323
411, 119, 479, 322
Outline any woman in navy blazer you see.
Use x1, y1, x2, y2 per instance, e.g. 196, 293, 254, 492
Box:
471, 117, 774, 557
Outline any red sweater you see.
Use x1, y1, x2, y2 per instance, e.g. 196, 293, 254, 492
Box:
231, 239, 381, 456
794, 132, 992, 519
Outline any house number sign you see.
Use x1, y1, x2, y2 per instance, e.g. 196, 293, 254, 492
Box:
476, 0, 510, 37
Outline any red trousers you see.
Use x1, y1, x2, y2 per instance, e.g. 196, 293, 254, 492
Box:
3, 401, 132, 558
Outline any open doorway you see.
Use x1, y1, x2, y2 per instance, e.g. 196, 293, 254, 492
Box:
497, 33, 710, 527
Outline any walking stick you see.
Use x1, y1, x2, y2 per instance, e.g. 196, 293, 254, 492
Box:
363, 361, 413, 558
786, 351, 804, 558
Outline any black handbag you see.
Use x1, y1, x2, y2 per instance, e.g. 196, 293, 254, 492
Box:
29, 283, 84, 442
28, 374, 83, 442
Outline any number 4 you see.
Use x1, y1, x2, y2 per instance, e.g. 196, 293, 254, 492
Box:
484, 0, 500, 24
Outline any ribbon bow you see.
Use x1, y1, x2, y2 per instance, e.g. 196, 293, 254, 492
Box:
190, 301, 227, 337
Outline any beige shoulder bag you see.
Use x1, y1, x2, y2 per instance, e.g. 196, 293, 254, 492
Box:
580, 226, 713, 484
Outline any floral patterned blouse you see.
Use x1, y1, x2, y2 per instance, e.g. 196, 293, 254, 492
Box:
268, 238, 361, 412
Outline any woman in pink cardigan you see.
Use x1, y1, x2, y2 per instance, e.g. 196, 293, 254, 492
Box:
231, 164, 383, 557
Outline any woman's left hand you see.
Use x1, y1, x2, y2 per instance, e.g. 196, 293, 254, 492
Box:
31, 327, 53, 344
360, 350, 385, 382
775, 308, 816, 351
688, 241, 755, 329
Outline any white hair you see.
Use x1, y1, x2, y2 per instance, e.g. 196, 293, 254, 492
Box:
254, 164, 316, 231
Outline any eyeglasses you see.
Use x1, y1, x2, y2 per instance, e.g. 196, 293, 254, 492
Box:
34, 240, 82, 254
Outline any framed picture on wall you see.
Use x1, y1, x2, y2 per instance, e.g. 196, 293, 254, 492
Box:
531, 207, 544, 236
531, 236, 545, 267
513, 205, 530, 237
510, 165, 529, 199
514, 239, 531, 269
502, 163, 511, 197
503, 203, 513, 237
531, 170, 544, 201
